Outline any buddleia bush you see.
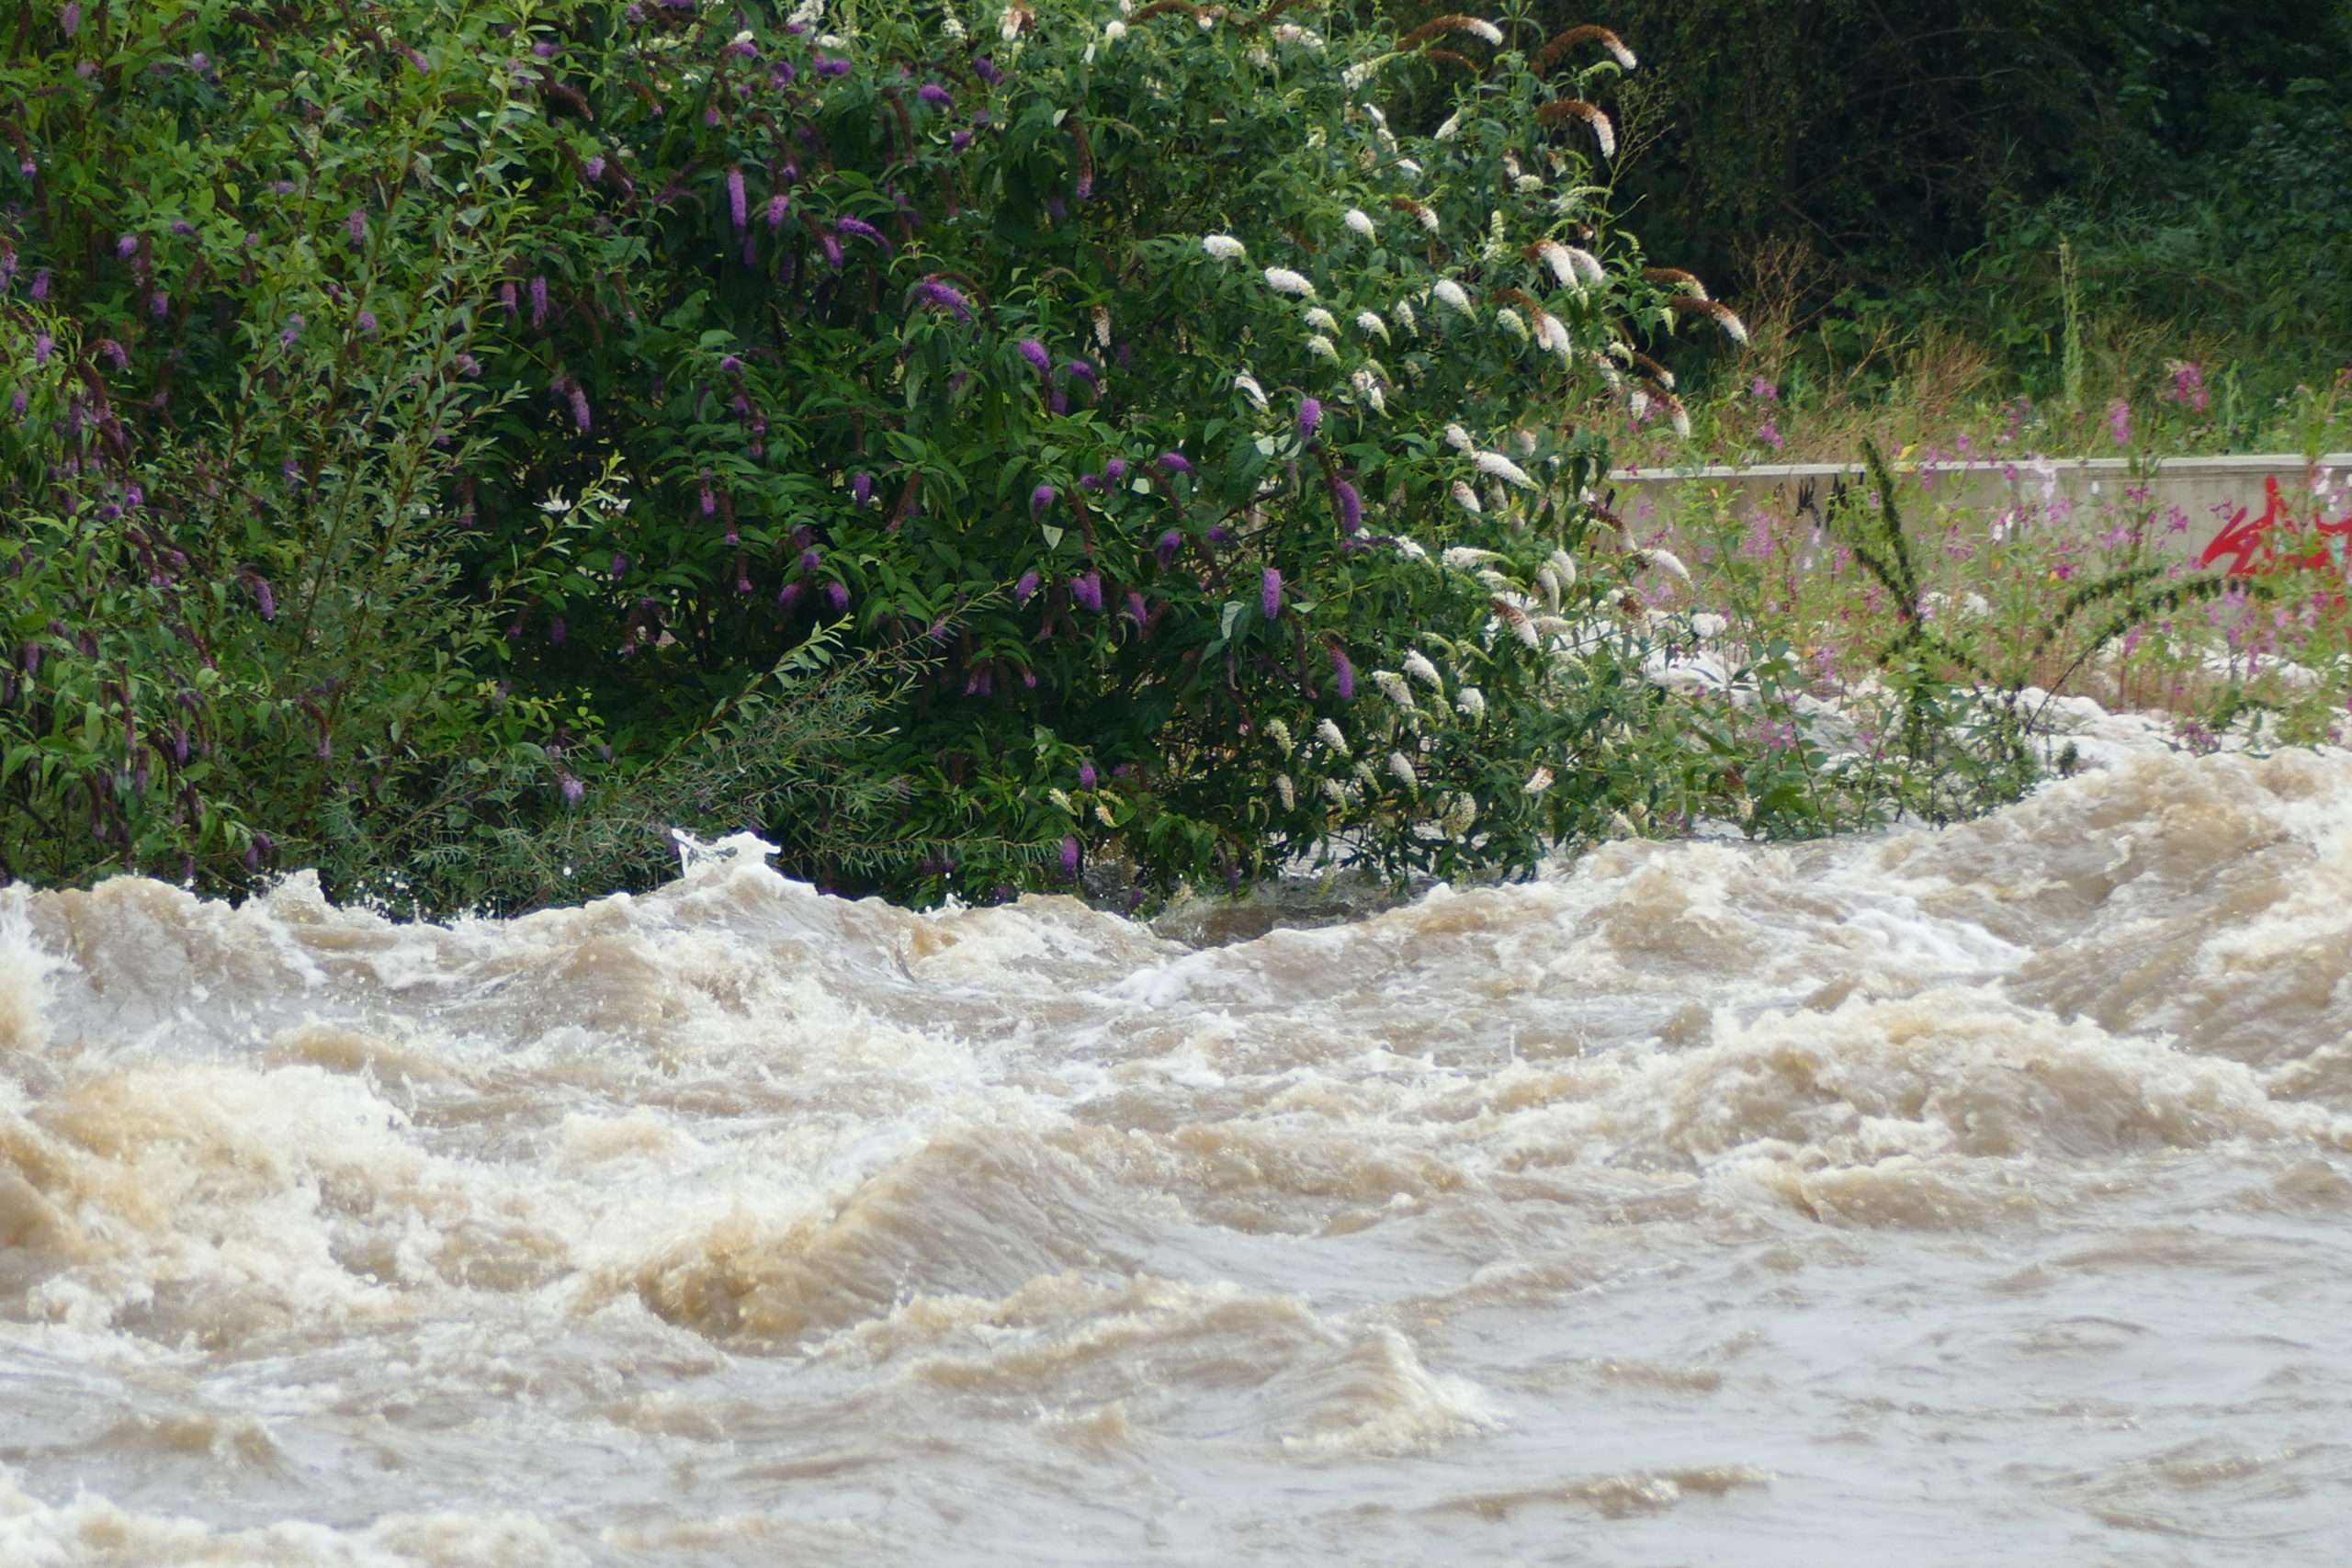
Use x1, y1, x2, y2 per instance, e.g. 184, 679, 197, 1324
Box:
0, 0, 1860, 910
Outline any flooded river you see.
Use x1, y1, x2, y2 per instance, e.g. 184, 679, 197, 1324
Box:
3, 743, 2350, 1565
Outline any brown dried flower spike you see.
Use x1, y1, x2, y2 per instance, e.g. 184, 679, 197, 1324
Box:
1397, 14, 1506, 50
1534, 25, 1636, 73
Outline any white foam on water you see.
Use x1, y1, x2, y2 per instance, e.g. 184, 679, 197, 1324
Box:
3, 747, 2352, 1563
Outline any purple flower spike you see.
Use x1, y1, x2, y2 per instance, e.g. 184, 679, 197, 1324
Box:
768, 193, 790, 230
777, 581, 804, 612
61, 2, 78, 36
835, 215, 891, 257
719, 355, 742, 374
1060, 834, 1080, 877
250, 573, 277, 620
820, 232, 843, 269
1015, 570, 1041, 604
1125, 590, 1148, 624
1066, 359, 1095, 383
919, 82, 952, 106
1156, 529, 1182, 563
913, 278, 972, 322
974, 55, 1001, 85
1334, 478, 1362, 534
530, 275, 549, 330
1158, 452, 1193, 477
951, 129, 974, 152
1017, 338, 1051, 376
33, 333, 51, 366
700, 483, 717, 515
1049, 389, 1068, 415
499, 280, 516, 319
815, 53, 851, 77
826, 581, 851, 614
1104, 457, 1128, 481
727, 166, 748, 231
29, 270, 48, 301
1207, 525, 1234, 546
1329, 644, 1355, 700
1073, 570, 1103, 613
550, 616, 567, 647
1299, 397, 1321, 439
799, 547, 823, 571
9, 389, 25, 420
116, 233, 137, 258
1261, 567, 1283, 618
585, 155, 605, 180
150, 290, 169, 321
1031, 483, 1057, 517
1079, 761, 1098, 791
348, 209, 367, 245
611, 552, 631, 580
852, 471, 874, 505
356, 309, 379, 333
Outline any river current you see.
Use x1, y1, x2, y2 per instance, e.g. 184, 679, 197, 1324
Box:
3, 739, 2351, 1565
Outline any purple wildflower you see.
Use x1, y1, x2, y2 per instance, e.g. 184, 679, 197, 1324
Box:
585, 155, 605, 180
913, 278, 972, 322
1207, 525, 1234, 546
1329, 643, 1355, 700
799, 547, 823, 571
171, 220, 195, 237
356, 309, 379, 333
1126, 590, 1148, 624
149, 290, 168, 321
705, 105, 721, 128
1017, 338, 1051, 376
1015, 570, 1041, 604
116, 233, 137, 258
29, 270, 48, 301
282, 458, 301, 485
1066, 359, 1095, 384
1156, 529, 1182, 564
61, 2, 78, 35
550, 616, 567, 647
1104, 457, 1128, 481
777, 581, 804, 612
1158, 452, 1193, 477
835, 215, 891, 257
33, 333, 51, 366
951, 129, 974, 152
768, 193, 790, 230
2109, 399, 2132, 447
499, 280, 517, 319
347, 208, 368, 245
974, 56, 1001, 85
815, 53, 851, 76
1072, 570, 1103, 613
1032, 483, 1057, 517
820, 232, 843, 269
611, 552, 630, 580
249, 573, 277, 620
560, 774, 585, 804
97, 338, 128, 368
919, 82, 952, 106
727, 166, 748, 231
719, 355, 742, 374
1060, 834, 1080, 877
852, 471, 874, 505
700, 481, 717, 515
529, 274, 549, 330
1333, 479, 1363, 534
825, 581, 851, 614
1079, 760, 1099, 791
455, 353, 480, 377
279, 313, 303, 347
9, 389, 25, 420
1298, 397, 1321, 439
1049, 389, 1068, 415
1261, 567, 1283, 617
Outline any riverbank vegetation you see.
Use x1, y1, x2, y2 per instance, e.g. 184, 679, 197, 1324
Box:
2, 0, 2345, 916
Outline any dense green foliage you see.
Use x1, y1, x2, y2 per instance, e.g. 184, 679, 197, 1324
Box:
1415, 0, 2352, 404
6, 0, 1893, 911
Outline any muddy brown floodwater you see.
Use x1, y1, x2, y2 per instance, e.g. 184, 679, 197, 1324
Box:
3, 746, 2351, 1565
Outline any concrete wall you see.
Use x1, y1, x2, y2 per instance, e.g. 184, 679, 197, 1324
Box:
1609, 453, 2352, 560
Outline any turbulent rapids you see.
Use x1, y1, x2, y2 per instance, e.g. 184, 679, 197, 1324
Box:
5, 744, 2352, 1565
